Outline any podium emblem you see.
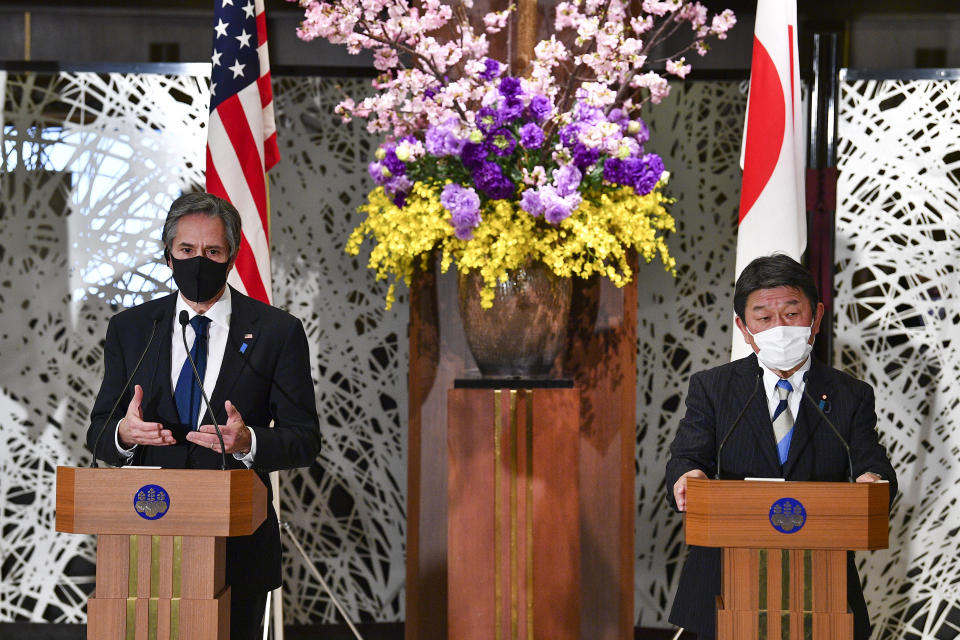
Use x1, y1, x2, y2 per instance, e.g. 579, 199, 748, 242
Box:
134, 484, 170, 520
769, 497, 806, 533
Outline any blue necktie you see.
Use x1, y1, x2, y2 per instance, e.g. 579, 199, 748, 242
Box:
772, 379, 794, 465
174, 315, 211, 430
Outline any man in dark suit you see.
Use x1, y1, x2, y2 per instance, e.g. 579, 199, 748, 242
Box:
87, 192, 321, 640
665, 254, 897, 640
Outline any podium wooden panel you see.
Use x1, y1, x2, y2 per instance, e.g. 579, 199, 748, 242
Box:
448, 387, 580, 640
56, 467, 267, 640
685, 479, 890, 640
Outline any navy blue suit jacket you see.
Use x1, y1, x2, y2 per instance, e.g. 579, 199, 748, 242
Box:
665, 354, 897, 640
87, 287, 321, 596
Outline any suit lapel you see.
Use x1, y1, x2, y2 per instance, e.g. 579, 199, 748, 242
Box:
209, 288, 261, 416
731, 355, 782, 475
153, 295, 179, 418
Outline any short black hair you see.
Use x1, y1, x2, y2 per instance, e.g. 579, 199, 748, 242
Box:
734, 254, 819, 321
162, 192, 242, 261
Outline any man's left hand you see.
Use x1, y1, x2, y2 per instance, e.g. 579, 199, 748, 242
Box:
856, 472, 883, 483
185, 400, 251, 455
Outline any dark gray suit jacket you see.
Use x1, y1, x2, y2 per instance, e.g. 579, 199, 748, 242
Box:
87, 287, 322, 596
665, 354, 897, 640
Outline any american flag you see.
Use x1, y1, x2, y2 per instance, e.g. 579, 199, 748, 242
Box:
206, 0, 279, 304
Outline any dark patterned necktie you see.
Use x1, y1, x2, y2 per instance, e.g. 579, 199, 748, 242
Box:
174, 315, 211, 430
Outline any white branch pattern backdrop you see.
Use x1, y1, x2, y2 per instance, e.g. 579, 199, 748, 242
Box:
0, 69, 957, 639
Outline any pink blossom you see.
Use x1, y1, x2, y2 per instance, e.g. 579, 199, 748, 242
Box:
665, 58, 692, 79
711, 10, 737, 39
483, 9, 511, 34
630, 71, 671, 104
554, 2, 581, 31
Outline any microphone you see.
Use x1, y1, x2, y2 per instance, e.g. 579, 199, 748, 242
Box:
90, 315, 162, 467
801, 372, 854, 482
179, 310, 227, 470
715, 367, 762, 479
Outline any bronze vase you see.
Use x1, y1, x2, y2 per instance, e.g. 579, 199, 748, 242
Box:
457, 261, 572, 377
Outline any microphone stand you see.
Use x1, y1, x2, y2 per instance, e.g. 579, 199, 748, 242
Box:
179, 311, 227, 470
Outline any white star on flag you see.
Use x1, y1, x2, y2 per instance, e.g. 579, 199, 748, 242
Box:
221, 0, 234, 6
214, 19, 229, 38
229, 60, 245, 78
242, 2, 255, 18
235, 29, 252, 48
211, 50, 222, 67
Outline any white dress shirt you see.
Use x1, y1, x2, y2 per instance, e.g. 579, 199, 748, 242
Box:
117, 287, 257, 466
760, 356, 811, 421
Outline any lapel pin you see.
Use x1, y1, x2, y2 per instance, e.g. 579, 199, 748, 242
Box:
240, 333, 254, 354
818, 394, 831, 414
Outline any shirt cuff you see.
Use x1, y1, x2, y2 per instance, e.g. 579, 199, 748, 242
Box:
115, 419, 137, 459
232, 425, 257, 468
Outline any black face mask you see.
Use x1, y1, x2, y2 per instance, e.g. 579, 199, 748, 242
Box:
170, 255, 230, 303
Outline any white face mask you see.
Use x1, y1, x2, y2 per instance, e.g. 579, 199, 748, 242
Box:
747, 323, 813, 371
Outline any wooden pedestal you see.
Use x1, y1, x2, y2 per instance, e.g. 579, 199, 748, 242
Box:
56, 467, 267, 640
448, 387, 580, 640
685, 479, 890, 640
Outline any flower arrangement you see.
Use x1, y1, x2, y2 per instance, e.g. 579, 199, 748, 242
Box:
291, 0, 736, 308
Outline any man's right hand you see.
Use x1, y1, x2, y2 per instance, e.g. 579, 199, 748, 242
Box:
117, 385, 175, 448
673, 468, 708, 512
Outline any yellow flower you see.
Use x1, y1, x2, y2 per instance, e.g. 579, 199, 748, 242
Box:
346, 183, 676, 309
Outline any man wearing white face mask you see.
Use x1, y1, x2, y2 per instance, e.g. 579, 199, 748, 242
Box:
664, 254, 897, 640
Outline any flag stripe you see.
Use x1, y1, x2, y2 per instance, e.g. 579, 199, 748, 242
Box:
206, 0, 278, 304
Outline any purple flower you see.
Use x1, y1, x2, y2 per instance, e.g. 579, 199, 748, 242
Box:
500, 97, 524, 123
479, 58, 502, 82
367, 161, 389, 186
460, 141, 488, 170
473, 162, 516, 200
489, 128, 517, 156
519, 123, 545, 150
499, 76, 522, 98
559, 123, 581, 148
632, 153, 664, 195
527, 95, 552, 123
603, 157, 626, 185
382, 148, 406, 175
538, 186, 581, 224
519, 188, 544, 217
630, 118, 650, 146
571, 144, 600, 169
385, 174, 412, 197
425, 120, 463, 157
476, 106, 499, 132
573, 102, 604, 125
553, 165, 582, 197
441, 183, 482, 239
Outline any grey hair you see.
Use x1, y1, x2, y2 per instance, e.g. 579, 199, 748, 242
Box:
162, 192, 242, 261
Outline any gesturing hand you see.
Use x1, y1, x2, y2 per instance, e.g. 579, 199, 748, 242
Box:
117, 384, 176, 448
186, 400, 252, 455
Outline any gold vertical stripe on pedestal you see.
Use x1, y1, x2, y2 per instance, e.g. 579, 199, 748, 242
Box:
149, 599, 158, 640
171, 535, 182, 640
172, 536, 183, 597
494, 390, 503, 640
151, 536, 161, 596
171, 599, 180, 640
509, 390, 519, 640
126, 598, 137, 640
129, 535, 139, 597
525, 390, 534, 640
758, 549, 768, 640
803, 550, 813, 640
781, 550, 790, 612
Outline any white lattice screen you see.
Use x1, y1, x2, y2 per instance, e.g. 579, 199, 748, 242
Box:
0, 69, 957, 639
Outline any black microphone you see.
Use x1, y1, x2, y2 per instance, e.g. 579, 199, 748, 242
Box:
801, 372, 854, 482
715, 367, 762, 479
90, 315, 162, 467
179, 310, 227, 470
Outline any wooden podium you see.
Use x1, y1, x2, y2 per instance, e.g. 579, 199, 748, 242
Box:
55, 466, 267, 640
685, 478, 890, 640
